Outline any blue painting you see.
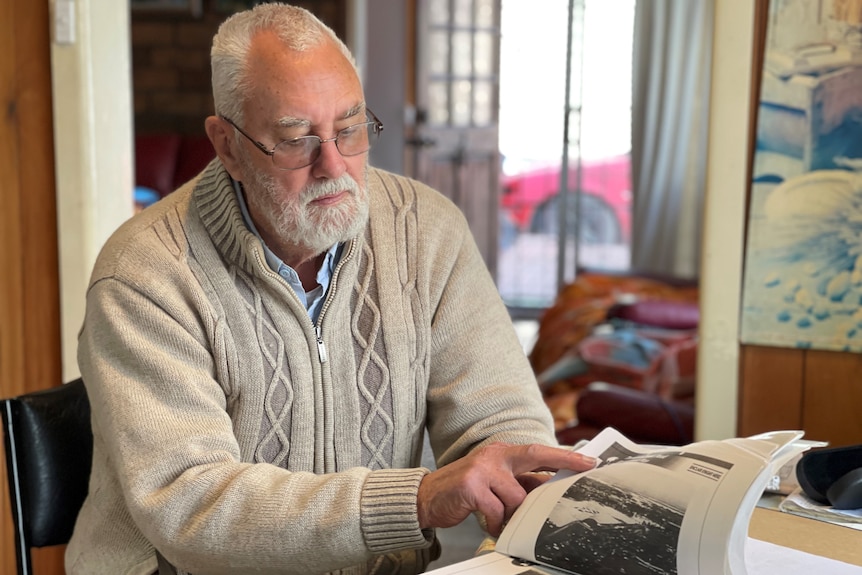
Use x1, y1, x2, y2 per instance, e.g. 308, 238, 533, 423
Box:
740, 0, 862, 351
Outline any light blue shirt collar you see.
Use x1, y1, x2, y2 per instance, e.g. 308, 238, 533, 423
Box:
232, 179, 340, 323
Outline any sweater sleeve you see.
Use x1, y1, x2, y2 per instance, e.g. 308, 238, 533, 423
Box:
78, 275, 433, 574
423, 200, 559, 467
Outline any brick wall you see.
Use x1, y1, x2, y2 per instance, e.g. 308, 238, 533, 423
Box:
131, 1, 346, 137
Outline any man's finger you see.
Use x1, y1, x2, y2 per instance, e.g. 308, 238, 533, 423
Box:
474, 489, 507, 537
490, 475, 528, 511
516, 472, 553, 492
505, 444, 597, 475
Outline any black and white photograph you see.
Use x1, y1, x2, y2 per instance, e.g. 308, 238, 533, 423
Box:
594, 442, 734, 477
533, 460, 695, 575
592, 441, 640, 466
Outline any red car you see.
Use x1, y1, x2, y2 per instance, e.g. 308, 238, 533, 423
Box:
500, 154, 632, 245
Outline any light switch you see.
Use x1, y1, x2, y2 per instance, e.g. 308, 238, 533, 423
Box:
54, 0, 75, 46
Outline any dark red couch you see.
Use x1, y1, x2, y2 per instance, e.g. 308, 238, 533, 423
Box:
556, 381, 695, 446
135, 134, 216, 199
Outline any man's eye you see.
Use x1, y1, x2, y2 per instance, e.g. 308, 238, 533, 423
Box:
284, 138, 310, 149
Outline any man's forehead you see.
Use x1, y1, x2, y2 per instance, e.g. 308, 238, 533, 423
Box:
242, 33, 363, 124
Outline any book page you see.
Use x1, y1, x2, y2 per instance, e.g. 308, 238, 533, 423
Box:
496, 428, 809, 575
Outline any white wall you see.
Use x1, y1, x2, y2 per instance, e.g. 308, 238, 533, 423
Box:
52, 0, 134, 381
695, 0, 757, 440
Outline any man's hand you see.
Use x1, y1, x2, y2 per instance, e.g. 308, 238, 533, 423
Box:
416, 443, 596, 537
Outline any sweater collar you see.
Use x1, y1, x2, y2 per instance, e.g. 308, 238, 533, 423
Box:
192, 158, 268, 276
191, 158, 364, 279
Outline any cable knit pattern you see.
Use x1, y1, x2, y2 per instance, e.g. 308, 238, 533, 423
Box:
66, 159, 557, 575
348, 240, 389, 469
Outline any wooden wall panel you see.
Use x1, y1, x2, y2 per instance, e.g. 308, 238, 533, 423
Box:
803, 350, 862, 447
738, 346, 862, 447
737, 345, 804, 436
0, 0, 63, 572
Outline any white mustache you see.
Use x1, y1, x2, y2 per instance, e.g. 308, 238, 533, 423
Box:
301, 175, 360, 204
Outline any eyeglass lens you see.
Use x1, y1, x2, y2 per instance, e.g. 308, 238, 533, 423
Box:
272, 121, 381, 169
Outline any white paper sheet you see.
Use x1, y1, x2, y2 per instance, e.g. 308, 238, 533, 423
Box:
746, 538, 862, 575
424, 540, 862, 575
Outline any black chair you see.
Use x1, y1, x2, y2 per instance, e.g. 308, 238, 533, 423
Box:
1, 378, 92, 575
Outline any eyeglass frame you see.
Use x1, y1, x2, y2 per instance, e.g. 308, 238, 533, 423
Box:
220, 109, 384, 170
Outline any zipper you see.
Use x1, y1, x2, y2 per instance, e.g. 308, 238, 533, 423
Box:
315, 324, 328, 363
311, 239, 356, 364
249, 237, 356, 365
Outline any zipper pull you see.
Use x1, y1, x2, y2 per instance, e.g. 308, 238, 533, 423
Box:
315, 325, 328, 363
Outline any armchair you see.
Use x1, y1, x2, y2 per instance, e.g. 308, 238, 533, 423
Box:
1, 379, 92, 575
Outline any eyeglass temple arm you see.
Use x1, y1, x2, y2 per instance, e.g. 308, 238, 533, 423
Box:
221, 115, 276, 157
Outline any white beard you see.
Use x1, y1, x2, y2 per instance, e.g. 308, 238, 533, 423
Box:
242, 161, 370, 256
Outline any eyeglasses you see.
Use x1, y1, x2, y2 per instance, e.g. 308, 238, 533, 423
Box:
222, 109, 384, 170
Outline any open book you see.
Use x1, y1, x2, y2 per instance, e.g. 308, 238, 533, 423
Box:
430, 427, 820, 575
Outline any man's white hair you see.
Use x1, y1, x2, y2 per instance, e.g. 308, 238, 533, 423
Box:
211, 2, 357, 125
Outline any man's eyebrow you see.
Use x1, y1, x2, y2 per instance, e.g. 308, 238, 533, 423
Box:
275, 116, 310, 130
342, 103, 366, 120
274, 103, 367, 130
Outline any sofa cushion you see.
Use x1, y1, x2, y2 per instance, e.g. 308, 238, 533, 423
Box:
556, 381, 695, 446
607, 300, 700, 330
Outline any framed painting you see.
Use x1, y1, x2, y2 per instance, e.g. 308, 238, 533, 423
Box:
740, 0, 862, 352
131, 0, 203, 17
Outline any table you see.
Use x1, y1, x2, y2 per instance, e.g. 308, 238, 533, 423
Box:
749, 507, 862, 566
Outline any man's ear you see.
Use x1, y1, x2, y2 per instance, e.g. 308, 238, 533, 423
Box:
205, 115, 244, 181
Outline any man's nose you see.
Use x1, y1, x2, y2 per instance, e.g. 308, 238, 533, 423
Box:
310, 138, 347, 179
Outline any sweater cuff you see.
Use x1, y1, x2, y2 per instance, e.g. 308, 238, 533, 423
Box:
360, 467, 433, 554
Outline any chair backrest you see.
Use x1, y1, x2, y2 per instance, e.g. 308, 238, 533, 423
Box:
1, 378, 92, 575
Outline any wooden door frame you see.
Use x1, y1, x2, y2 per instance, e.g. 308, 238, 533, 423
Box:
1, 0, 63, 572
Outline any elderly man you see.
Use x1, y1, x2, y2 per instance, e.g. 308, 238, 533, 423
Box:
66, 4, 594, 575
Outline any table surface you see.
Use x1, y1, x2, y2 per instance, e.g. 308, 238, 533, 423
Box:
749, 507, 862, 566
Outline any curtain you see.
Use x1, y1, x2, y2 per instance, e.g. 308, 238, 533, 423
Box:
630, 0, 715, 279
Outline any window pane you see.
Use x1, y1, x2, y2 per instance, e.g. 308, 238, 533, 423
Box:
476, 0, 495, 28
452, 30, 472, 76
452, 79, 472, 126
474, 31, 494, 76
497, 0, 636, 309
473, 80, 493, 125
429, 30, 450, 75
453, 0, 472, 27
429, 81, 449, 125
429, 0, 449, 25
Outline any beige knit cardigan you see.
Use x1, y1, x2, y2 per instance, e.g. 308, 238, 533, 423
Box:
66, 161, 556, 575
